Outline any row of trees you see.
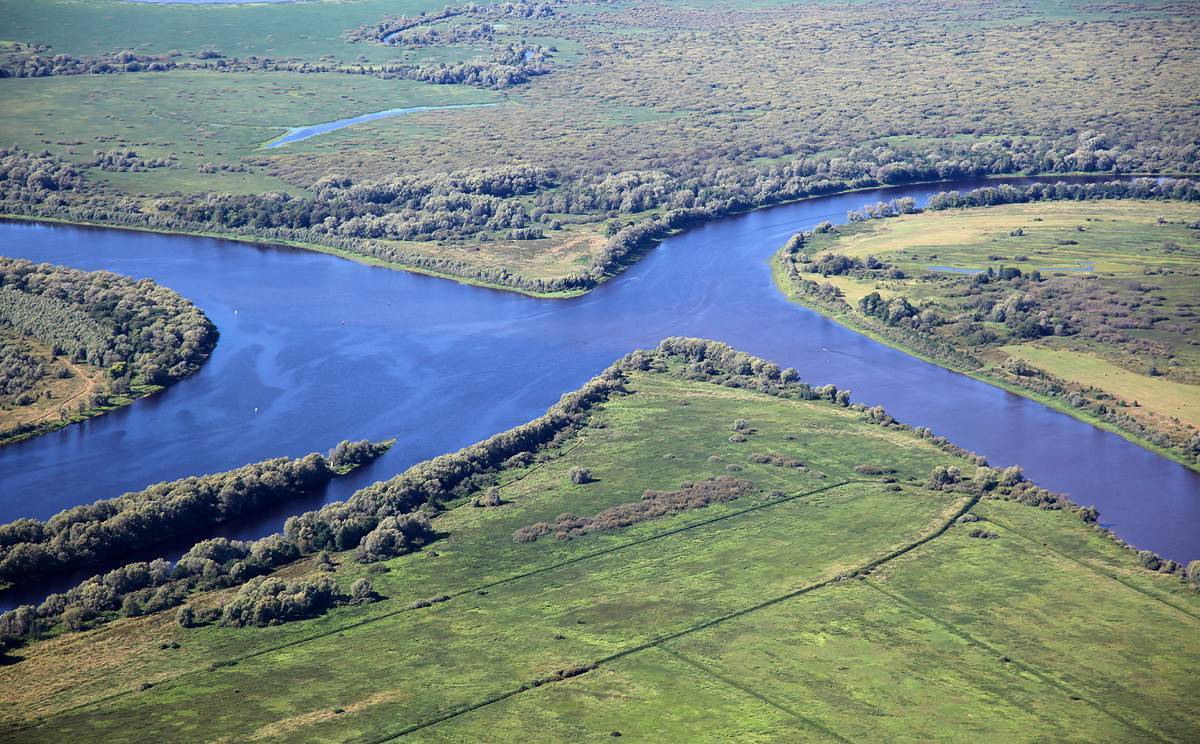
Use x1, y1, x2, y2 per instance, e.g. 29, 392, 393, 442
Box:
926, 178, 1200, 211
157, 165, 554, 244
0, 42, 553, 91
0, 255, 217, 386
0, 440, 391, 586
0, 335, 1022, 650
6, 143, 1197, 297
929, 463, 1197, 581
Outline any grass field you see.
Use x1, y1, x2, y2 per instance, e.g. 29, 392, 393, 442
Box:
0, 71, 502, 194
1003, 342, 1200, 428
2, 362, 1195, 742
778, 199, 1200, 467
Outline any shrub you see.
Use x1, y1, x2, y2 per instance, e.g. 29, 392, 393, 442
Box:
220, 575, 339, 628
514, 477, 754, 543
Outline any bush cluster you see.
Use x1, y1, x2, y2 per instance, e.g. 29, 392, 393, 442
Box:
514, 476, 754, 542
0, 256, 217, 386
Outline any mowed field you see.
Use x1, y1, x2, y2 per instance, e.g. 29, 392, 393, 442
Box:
2, 370, 1196, 742
1003, 342, 1200, 428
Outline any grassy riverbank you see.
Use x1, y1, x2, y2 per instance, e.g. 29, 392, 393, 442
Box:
2, 348, 1195, 741
774, 199, 1200, 470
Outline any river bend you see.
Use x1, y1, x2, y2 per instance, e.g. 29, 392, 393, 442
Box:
1, 177, 1196, 609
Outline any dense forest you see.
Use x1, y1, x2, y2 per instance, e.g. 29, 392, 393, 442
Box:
0, 256, 217, 386
0, 339, 50, 406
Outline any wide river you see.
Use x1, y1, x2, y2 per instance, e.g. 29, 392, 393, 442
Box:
2, 177, 1197, 609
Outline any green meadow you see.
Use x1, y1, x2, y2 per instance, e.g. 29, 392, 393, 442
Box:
2, 366, 1195, 742
1, 71, 501, 195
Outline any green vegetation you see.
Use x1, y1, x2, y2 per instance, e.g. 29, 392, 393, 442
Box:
1, 0, 1198, 293
777, 189, 1200, 467
0, 256, 217, 444
0, 339, 1194, 741
0, 439, 391, 590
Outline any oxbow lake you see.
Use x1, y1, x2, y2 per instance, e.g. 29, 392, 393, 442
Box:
2, 176, 1197, 609
265, 103, 500, 148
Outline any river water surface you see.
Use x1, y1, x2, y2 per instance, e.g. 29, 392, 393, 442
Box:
2, 177, 1197, 609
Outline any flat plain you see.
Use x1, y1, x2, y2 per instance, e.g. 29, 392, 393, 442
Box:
2, 0, 1197, 290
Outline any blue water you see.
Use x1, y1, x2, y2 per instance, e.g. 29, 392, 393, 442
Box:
265, 103, 500, 148
1, 176, 1197, 610
930, 263, 1094, 275
928, 265, 984, 275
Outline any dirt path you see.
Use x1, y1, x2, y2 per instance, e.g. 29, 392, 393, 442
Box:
27, 358, 98, 425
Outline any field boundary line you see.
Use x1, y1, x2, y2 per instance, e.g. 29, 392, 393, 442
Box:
367, 492, 980, 741
10, 480, 864, 734
982, 515, 1200, 624
655, 645, 852, 743
863, 580, 1170, 743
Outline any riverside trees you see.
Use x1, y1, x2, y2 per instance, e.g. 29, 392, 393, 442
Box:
0, 256, 217, 386
0, 441, 392, 587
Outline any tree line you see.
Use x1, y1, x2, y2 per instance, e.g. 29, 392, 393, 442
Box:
5, 134, 1197, 296
0, 357, 631, 646
0, 334, 1167, 651
0, 255, 217, 387
925, 178, 1200, 211
0, 43, 554, 91
0, 439, 391, 587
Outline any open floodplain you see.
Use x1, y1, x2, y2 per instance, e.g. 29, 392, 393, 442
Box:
775, 196, 1200, 465
1, 0, 1198, 741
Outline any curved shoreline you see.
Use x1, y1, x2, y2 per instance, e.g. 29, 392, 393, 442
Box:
1, 172, 1197, 573
5, 171, 1193, 302
768, 242, 1199, 474
6, 174, 1198, 461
